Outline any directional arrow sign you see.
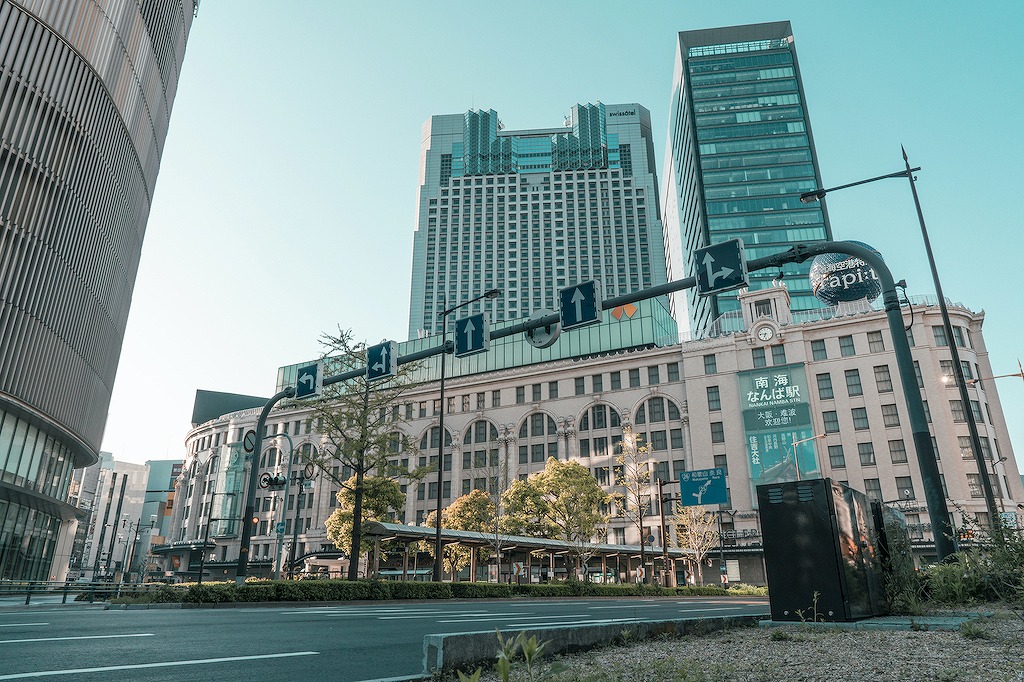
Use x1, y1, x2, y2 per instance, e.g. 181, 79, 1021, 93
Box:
558, 280, 603, 331
695, 238, 748, 296
455, 313, 490, 357
678, 467, 729, 507
294, 361, 323, 399
366, 341, 397, 381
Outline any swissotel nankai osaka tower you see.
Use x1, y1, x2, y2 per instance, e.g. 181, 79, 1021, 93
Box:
0, 1, 193, 580
408, 103, 666, 339
662, 21, 833, 337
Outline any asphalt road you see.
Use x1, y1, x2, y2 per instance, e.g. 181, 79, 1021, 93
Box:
0, 596, 769, 681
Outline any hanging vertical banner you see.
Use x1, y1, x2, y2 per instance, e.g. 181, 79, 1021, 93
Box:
737, 363, 818, 505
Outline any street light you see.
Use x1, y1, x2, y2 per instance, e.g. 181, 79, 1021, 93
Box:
965, 360, 1024, 387
433, 287, 501, 582
799, 148, 1000, 530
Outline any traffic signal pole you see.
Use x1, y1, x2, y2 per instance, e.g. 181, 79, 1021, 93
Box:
236, 386, 294, 584
249, 240, 954, 573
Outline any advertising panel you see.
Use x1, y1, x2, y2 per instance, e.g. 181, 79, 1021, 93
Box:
738, 363, 818, 505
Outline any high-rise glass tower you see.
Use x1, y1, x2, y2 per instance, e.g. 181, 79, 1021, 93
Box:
0, 1, 194, 580
662, 21, 832, 337
409, 103, 666, 339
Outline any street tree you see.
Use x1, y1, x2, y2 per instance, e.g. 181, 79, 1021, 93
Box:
503, 457, 608, 577
302, 327, 422, 580
325, 475, 404, 574
615, 426, 654, 583
462, 422, 515, 581
424, 489, 495, 580
673, 504, 719, 586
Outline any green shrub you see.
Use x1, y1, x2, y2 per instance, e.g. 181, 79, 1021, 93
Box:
391, 581, 453, 599
512, 584, 571, 598
451, 582, 511, 599
726, 583, 769, 596
237, 583, 277, 602
182, 582, 239, 603
676, 586, 729, 597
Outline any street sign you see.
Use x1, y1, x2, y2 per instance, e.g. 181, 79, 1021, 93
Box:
276, 521, 285, 534
242, 429, 257, 454
294, 361, 323, 399
558, 280, 602, 330
366, 341, 397, 381
454, 313, 490, 357
512, 561, 525, 576
258, 472, 272, 489
695, 238, 748, 296
679, 467, 729, 507
636, 566, 645, 580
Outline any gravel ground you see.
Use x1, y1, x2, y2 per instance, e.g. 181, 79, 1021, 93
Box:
477, 609, 1024, 682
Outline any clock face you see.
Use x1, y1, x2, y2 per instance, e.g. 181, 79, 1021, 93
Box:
757, 326, 775, 342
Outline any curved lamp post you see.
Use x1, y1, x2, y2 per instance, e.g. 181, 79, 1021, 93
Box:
799, 149, 999, 527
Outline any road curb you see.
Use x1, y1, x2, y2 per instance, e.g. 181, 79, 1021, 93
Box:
423, 613, 764, 676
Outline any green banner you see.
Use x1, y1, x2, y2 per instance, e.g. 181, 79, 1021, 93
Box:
737, 363, 819, 503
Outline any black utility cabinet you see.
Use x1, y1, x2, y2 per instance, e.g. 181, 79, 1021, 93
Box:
757, 478, 889, 622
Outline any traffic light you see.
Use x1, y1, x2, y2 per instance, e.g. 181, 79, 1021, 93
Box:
268, 474, 287, 490
252, 516, 260, 526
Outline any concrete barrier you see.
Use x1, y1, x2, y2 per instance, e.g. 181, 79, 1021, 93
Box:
423, 614, 764, 676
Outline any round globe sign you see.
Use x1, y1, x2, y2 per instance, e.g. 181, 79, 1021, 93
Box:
808, 241, 883, 305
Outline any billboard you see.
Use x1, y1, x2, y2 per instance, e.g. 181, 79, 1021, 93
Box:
679, 467, 728, 507
737, 363, 819, 505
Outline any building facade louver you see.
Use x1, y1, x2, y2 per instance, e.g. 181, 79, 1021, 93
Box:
0, 0, 194, 580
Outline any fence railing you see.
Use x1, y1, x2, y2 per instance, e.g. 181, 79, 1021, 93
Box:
0, 580, 169, 605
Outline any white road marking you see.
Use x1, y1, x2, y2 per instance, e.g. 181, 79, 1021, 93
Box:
0, 623, 47, 628
587, 604, 664, 609
0, 633, 154, 645
437, 614, 588, 623
503, 617, 644, 628
0, 651, 319, 679
377, 612, 491, 620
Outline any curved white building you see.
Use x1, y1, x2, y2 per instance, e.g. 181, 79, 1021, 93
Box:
0, 1, 194, 580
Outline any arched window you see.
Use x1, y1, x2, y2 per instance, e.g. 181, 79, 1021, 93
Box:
517, 413, 558, 468
633, 396, 686, 457
578, 404, 621, 432
577, 404, 622, 460
462, 420, 499, 469
260, 447, 279, 469
418, 426, 452, 475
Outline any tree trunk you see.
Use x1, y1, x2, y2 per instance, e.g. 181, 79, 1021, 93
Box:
347, 383, 372, 581
348, 458, 365, 581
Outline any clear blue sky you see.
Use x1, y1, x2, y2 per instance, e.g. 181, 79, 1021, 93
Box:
103, 1, 1024, 475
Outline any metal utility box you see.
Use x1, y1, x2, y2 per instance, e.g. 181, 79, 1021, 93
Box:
757, 478, 889, 622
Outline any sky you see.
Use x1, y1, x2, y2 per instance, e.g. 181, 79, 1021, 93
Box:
101, 1, 1024, 472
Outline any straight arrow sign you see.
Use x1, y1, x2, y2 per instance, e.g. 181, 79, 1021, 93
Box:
455, 313, 489, 357
559, 280, 603, 330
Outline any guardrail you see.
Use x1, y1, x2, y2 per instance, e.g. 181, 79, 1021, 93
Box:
0, 580, 169, 605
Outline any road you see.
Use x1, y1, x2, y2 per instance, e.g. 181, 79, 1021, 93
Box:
0, 597, 768, 681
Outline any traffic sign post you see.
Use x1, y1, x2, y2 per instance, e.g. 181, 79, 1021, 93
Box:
558, 280, 603, 330
294, 361, 323, 399
454, 313, 490, 357
695, 239, 748, 296
366, 341, 397, 381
